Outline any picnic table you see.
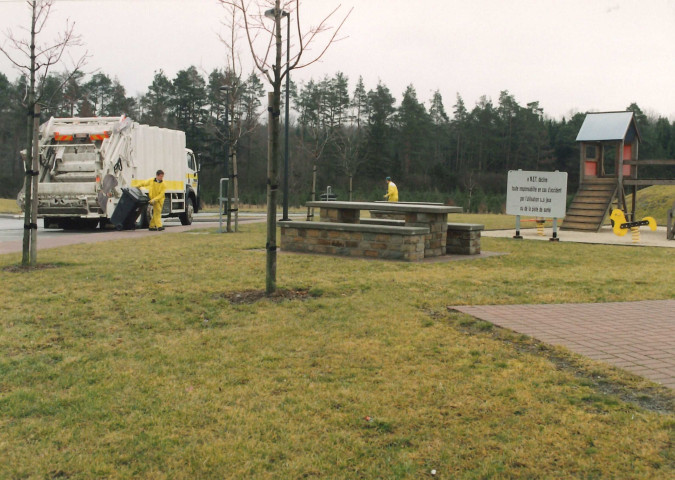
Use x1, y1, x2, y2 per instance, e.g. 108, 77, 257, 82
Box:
304, 201, 462, 257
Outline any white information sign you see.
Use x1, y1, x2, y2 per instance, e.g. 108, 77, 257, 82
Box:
506, 170, 568, 218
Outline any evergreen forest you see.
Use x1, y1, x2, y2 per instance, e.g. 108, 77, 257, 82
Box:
1, 68, 674, 211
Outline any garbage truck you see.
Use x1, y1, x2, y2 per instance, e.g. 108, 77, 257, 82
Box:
17, 116, 199, 229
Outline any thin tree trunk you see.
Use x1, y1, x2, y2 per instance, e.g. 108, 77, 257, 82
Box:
307, 162, 317, 221
232, 148, 239, 232
21, 136, 33, 265
226, 149, 232, 233
22, 1, 37, 266
225, 100, 233, 233
266, 91, 278, 294
349, 174, 353, 201
30, 103, 40, 266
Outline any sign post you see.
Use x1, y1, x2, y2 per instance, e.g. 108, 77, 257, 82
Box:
506, 170, 568, 241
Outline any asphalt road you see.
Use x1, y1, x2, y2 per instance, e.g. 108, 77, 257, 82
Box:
0, 215, 191, 241
0, 213, 268, 256
0, 216, 73, 242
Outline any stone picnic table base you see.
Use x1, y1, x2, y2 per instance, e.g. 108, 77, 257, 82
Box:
304, 201, 463, 258
280, 221, 429, 261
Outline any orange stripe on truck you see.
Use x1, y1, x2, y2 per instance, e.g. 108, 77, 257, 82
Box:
53, 132, 73, 141
89, 132, 111, 141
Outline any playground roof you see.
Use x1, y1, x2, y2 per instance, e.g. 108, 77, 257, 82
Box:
576, 111, 641, 143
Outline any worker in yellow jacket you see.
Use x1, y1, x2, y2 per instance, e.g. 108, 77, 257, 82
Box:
384, 176, 398, 202
136, 170, 167, 231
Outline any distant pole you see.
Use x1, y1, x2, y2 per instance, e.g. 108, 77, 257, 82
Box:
219, 85, 231, 232
265, 7, 291, 222
232, 147, 239, 232
282, 11, 290, 221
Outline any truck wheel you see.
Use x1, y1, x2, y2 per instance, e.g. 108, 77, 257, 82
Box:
83, 219, 100, 230
65, 219, 98, 230
59, 218, 74, 230
180, 197, 194, 225
44, 218, 60, 229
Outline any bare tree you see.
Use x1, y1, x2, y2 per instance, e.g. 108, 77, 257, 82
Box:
297, 124, 331, 220
0, 0, 87, 266
215, 3, 267, 232
463, 171, 478, 213
220, 0, 350, 294
334, 126, 365, 202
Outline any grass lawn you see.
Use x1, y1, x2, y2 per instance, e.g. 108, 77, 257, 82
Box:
0, 223, 673, 479
0, 198, 20, 214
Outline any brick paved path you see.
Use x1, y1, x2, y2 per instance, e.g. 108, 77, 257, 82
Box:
449, 300, 675, 389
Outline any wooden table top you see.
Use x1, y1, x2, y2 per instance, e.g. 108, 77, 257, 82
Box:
305, 201, 463, 214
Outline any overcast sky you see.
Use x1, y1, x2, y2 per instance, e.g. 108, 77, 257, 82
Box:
1, 0, 674, 120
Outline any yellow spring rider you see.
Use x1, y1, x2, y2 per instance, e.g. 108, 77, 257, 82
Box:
610, 209, 657, 244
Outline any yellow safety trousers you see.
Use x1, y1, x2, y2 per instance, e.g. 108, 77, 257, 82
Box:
386, 182, 399, 202
136, 177, 167, 229
149, 200, 164, 228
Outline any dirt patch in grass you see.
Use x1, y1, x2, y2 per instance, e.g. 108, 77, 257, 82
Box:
2, 263, 62, 273
444, 309, 674, 415
223, 287, 316, 304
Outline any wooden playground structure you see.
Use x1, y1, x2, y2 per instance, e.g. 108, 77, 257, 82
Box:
563, 111, 675, 233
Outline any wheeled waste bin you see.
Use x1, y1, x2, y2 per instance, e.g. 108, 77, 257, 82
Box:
110, 187, 149, 230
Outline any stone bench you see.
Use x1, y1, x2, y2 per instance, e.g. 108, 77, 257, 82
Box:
369, 210, 406, 220
359, 218, 405, 227
280, 221, 429, 261
446, 223, 485, 255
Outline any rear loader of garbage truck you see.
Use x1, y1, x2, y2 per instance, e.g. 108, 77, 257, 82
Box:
17, 116, 199, 229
